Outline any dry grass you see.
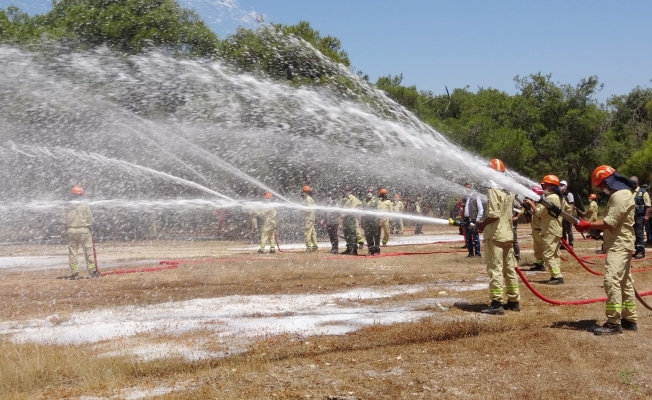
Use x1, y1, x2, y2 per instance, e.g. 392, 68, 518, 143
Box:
1, 225, 652, 399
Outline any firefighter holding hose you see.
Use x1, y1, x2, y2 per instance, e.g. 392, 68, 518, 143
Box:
62, 185, 99, 279
378, 189, 393, 248
475, 159, 520, 314
527, 185, 545, 271
574, 165, 638, 335
524, 175, 565, 285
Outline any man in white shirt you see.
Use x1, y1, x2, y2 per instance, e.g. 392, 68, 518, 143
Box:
463, 183, 484, 257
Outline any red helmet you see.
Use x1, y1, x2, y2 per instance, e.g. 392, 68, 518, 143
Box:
591, 165, 616, 188
531, 185, 544, 195
71, 185, 85, 195
588, 193, 597, 200
541, 175, 560, 186
487, 159, 505, 172
263, 192, 273, 199
302, 185, 311, 193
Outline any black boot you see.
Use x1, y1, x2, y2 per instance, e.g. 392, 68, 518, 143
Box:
480, 300, 505, 315
341, 245, 352, 255
621, 319, 638, 331
593, 322, 623, 336
503, 301, 520, 312
529, 263, 545, 271
350, 245, 358, 256
544, 277, 564, 285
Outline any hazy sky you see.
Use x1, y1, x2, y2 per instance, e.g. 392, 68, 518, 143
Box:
3, 0, 650, 102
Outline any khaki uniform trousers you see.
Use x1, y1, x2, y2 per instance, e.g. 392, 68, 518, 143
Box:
67, 228, 96, 272
355, 219, 364, 244
604, 248, 637, 324
532, 229, 544, 264
260, 224, 276, 250
304, 219, 318, 249
542, 233, 562, 278
485, 239, 519, 303
381, 220, 390, 245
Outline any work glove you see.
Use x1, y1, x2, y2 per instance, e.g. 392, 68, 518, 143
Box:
547, 204, 562, 218
574, 219, 591, 233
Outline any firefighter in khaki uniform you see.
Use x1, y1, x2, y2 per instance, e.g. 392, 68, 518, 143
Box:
584, 193, 601, 240
301, 186, 318, 252
378, 189, 393, 247
257, 192, 277, 254
525, 175, 565, 285
528, 185, 545, 271
576, 165, 638, 335
475, 159, 520, 315
362, 188, 381, 255
340, 188, 361, 255
391, 194, 404, 235
62, 186, 99, 279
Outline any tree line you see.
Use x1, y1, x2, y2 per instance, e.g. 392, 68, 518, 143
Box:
2, 0, 651, 198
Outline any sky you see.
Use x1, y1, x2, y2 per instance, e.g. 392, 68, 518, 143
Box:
3, 0, 651, 103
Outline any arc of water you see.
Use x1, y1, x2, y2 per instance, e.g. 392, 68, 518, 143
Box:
5, 143, 234, 201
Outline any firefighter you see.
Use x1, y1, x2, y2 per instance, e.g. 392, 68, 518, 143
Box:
524, 175, 565, 285
362, 188, 381, 255
629, 176, 650, 259
475, 159, 519, 314
378, 189, 393, 247
559, 180, 576, 248
528, 186, 545, 271
322, 191, 340, 253
62, 185, 99, 280
391, 194, 404, 235
584, 193, 601, 241
575, 165, 638, 335
414, 196, 424, 234
340, 187, 361, 255
463, 184, 483, 257
301, 186, 318, 252
257, 192, 277, 254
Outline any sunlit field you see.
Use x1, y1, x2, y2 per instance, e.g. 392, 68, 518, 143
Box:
1, 224, 651, 399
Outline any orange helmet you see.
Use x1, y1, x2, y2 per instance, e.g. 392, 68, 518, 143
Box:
302, 185, 311, 193
379, 188, 388, 195
263, 192, 273, 199
591, 165, 616, 188
487, 159, 505, 172
71, 185, 85, 195
588, 193, 597, 200
541, 175, 560, 186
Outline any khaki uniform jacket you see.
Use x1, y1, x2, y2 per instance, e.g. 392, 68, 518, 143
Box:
303, 195, 315, 221
378, 199, 393, 225
603, 189, 635, 252
414, 202, 422, 214
536, 193, 563, 237
341, 194, 362, 209
63, 203, 94, 229
483, 188, 514, 242
258, 208, 277, 230
585, 200, 599, 222
393, 200, 404, 213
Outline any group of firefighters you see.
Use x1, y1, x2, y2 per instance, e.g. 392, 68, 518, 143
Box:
256, 186, 414, 256
64, 160, 643, 335
477, 159, 640, 335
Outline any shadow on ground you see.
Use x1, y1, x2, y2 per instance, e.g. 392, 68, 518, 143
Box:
550, 319, 598, 332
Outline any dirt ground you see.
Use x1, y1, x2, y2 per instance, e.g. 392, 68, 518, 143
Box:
1, 224, 651, 399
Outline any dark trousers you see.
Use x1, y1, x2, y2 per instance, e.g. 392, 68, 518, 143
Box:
646, 219, 652, 242
562, 220, 574, 247
513, 226, 520, 261
326, 224, 339, 251
415, 223, 423, 234
343, 216, 357, 247
465, 226, 481, 256
634, 215, 645, 255
363, 221, 381, 253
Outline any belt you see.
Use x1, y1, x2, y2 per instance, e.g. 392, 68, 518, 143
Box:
534, 228, 541, 231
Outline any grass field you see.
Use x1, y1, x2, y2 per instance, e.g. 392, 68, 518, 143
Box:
0, 225, 651, 399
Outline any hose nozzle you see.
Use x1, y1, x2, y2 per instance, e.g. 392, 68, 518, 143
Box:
449, 218, 461, 227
